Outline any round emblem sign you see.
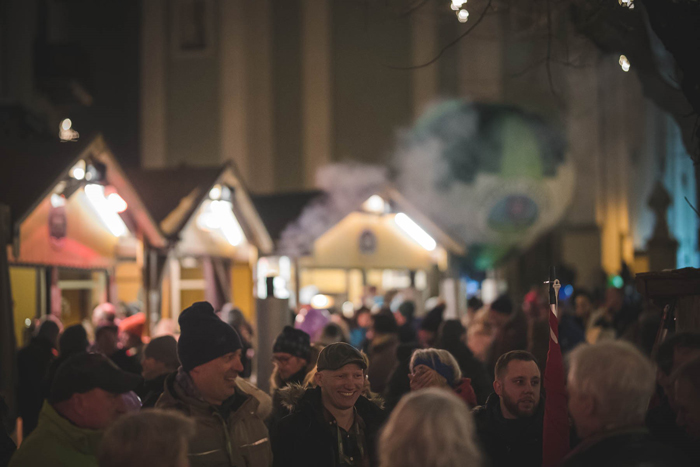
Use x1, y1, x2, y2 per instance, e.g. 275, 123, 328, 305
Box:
359, 229, 377, 255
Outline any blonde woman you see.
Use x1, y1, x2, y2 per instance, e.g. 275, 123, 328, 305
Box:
380, 388, 483, 467
410, 348, 477, 407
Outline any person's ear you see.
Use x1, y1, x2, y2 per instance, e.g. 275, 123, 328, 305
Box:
314, 371, 323, 387
493, 379, 502, 396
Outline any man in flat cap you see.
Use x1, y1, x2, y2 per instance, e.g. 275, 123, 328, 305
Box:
9, 352, 142, 467
156, 302, 272, 467
272, 342, 386, 467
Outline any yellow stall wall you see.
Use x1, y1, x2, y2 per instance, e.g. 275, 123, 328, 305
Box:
115, 262, 142, 304
10, 266, 37, 347
298, 212, 447, 270
232, 263, 254, 322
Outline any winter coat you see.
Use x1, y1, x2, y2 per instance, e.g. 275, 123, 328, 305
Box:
268, 366, 311, 437
138, 373, 169, 408
237, 377, 273, 421
9, 401, 102, 467
472, 393, 544, 467
367, 334, 399, 394
382, 343, 418, 412
16, 336, 56, 437
646, 396, 698, 462
272, 385, 386, 467
453, 378, 477, 407
156, 370, 272, 467
562, 428, 694, 467
0, 396, 15, 467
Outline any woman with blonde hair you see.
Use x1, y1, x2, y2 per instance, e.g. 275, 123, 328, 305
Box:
380, 388, 483, 467
409, 348, 477, 407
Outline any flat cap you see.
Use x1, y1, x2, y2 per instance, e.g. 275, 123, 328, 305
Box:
316, 342, 366, 372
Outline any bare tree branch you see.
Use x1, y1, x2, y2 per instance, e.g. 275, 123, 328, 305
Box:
386, 0, 494, 70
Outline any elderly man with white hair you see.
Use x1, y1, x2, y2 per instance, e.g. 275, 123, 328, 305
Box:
563, 341, 692, 467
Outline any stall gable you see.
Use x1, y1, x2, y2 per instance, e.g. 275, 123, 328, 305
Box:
9, 188, 123, 269
299, 211, 448, 270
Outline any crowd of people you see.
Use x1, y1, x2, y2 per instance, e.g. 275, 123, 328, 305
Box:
1, 282, 699, 467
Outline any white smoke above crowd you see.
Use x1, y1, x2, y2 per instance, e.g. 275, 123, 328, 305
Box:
278, 100, 575, 265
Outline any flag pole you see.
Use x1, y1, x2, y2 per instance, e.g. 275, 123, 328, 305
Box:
542, 266, 569, 467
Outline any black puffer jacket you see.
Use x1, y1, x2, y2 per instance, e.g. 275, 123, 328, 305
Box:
272, 386, 386, 467
472, 393, 544, 467
267, 366, 311, 437
563, 428, 694, 467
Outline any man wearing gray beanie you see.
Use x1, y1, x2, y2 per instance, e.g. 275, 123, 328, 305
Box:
156, 302, 272, 467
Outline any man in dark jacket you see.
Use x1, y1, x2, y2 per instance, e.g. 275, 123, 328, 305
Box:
564, 341, 693, 467
155, 302, 271, 467
137, 335, 180, 408
16, 319, 59, 437
273, 343, 386, 467
473, 350, 543, 467
646, 332, 700, 460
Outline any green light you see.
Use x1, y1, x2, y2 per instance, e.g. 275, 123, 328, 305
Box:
611, 275, 624, 288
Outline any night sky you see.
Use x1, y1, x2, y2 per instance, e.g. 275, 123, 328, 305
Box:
59, 1, 141, 168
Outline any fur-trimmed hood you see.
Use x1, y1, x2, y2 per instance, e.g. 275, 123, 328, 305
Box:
277, 383, 384, 412
269, 344, 321, 393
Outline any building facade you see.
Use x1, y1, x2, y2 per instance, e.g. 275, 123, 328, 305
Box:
140, 0, 698, 291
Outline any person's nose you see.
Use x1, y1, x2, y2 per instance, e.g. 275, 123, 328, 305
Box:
232, 356, 244, 373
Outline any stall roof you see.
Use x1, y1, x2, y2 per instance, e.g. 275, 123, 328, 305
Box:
252, 187, 466, 257
0, 135, 93, 228
0, 134, 165, 248
251, 190, 324, 244
127, 163, 274, 254
126, 166, 221, 232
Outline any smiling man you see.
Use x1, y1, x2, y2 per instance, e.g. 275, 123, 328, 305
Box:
473, 350, 544, 467
272, 343, 386, 467
156, 302, 272, 467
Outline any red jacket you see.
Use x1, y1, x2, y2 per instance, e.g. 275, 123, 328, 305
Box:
454, 377, 477, 407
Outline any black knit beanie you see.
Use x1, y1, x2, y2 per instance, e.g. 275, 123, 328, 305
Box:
372, 312, 399, 334
273, 326, 311, 361
178, 302, 242, 372
421, 304, 446, 333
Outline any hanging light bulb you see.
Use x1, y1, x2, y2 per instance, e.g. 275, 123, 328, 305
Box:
619, 55, 630, 72
457, 9, 469, 23
618, 0, 634, 8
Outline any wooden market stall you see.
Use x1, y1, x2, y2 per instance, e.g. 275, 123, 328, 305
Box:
0, 134, 165, 345
253, 187, 466, 312
127, 162, 273, 324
